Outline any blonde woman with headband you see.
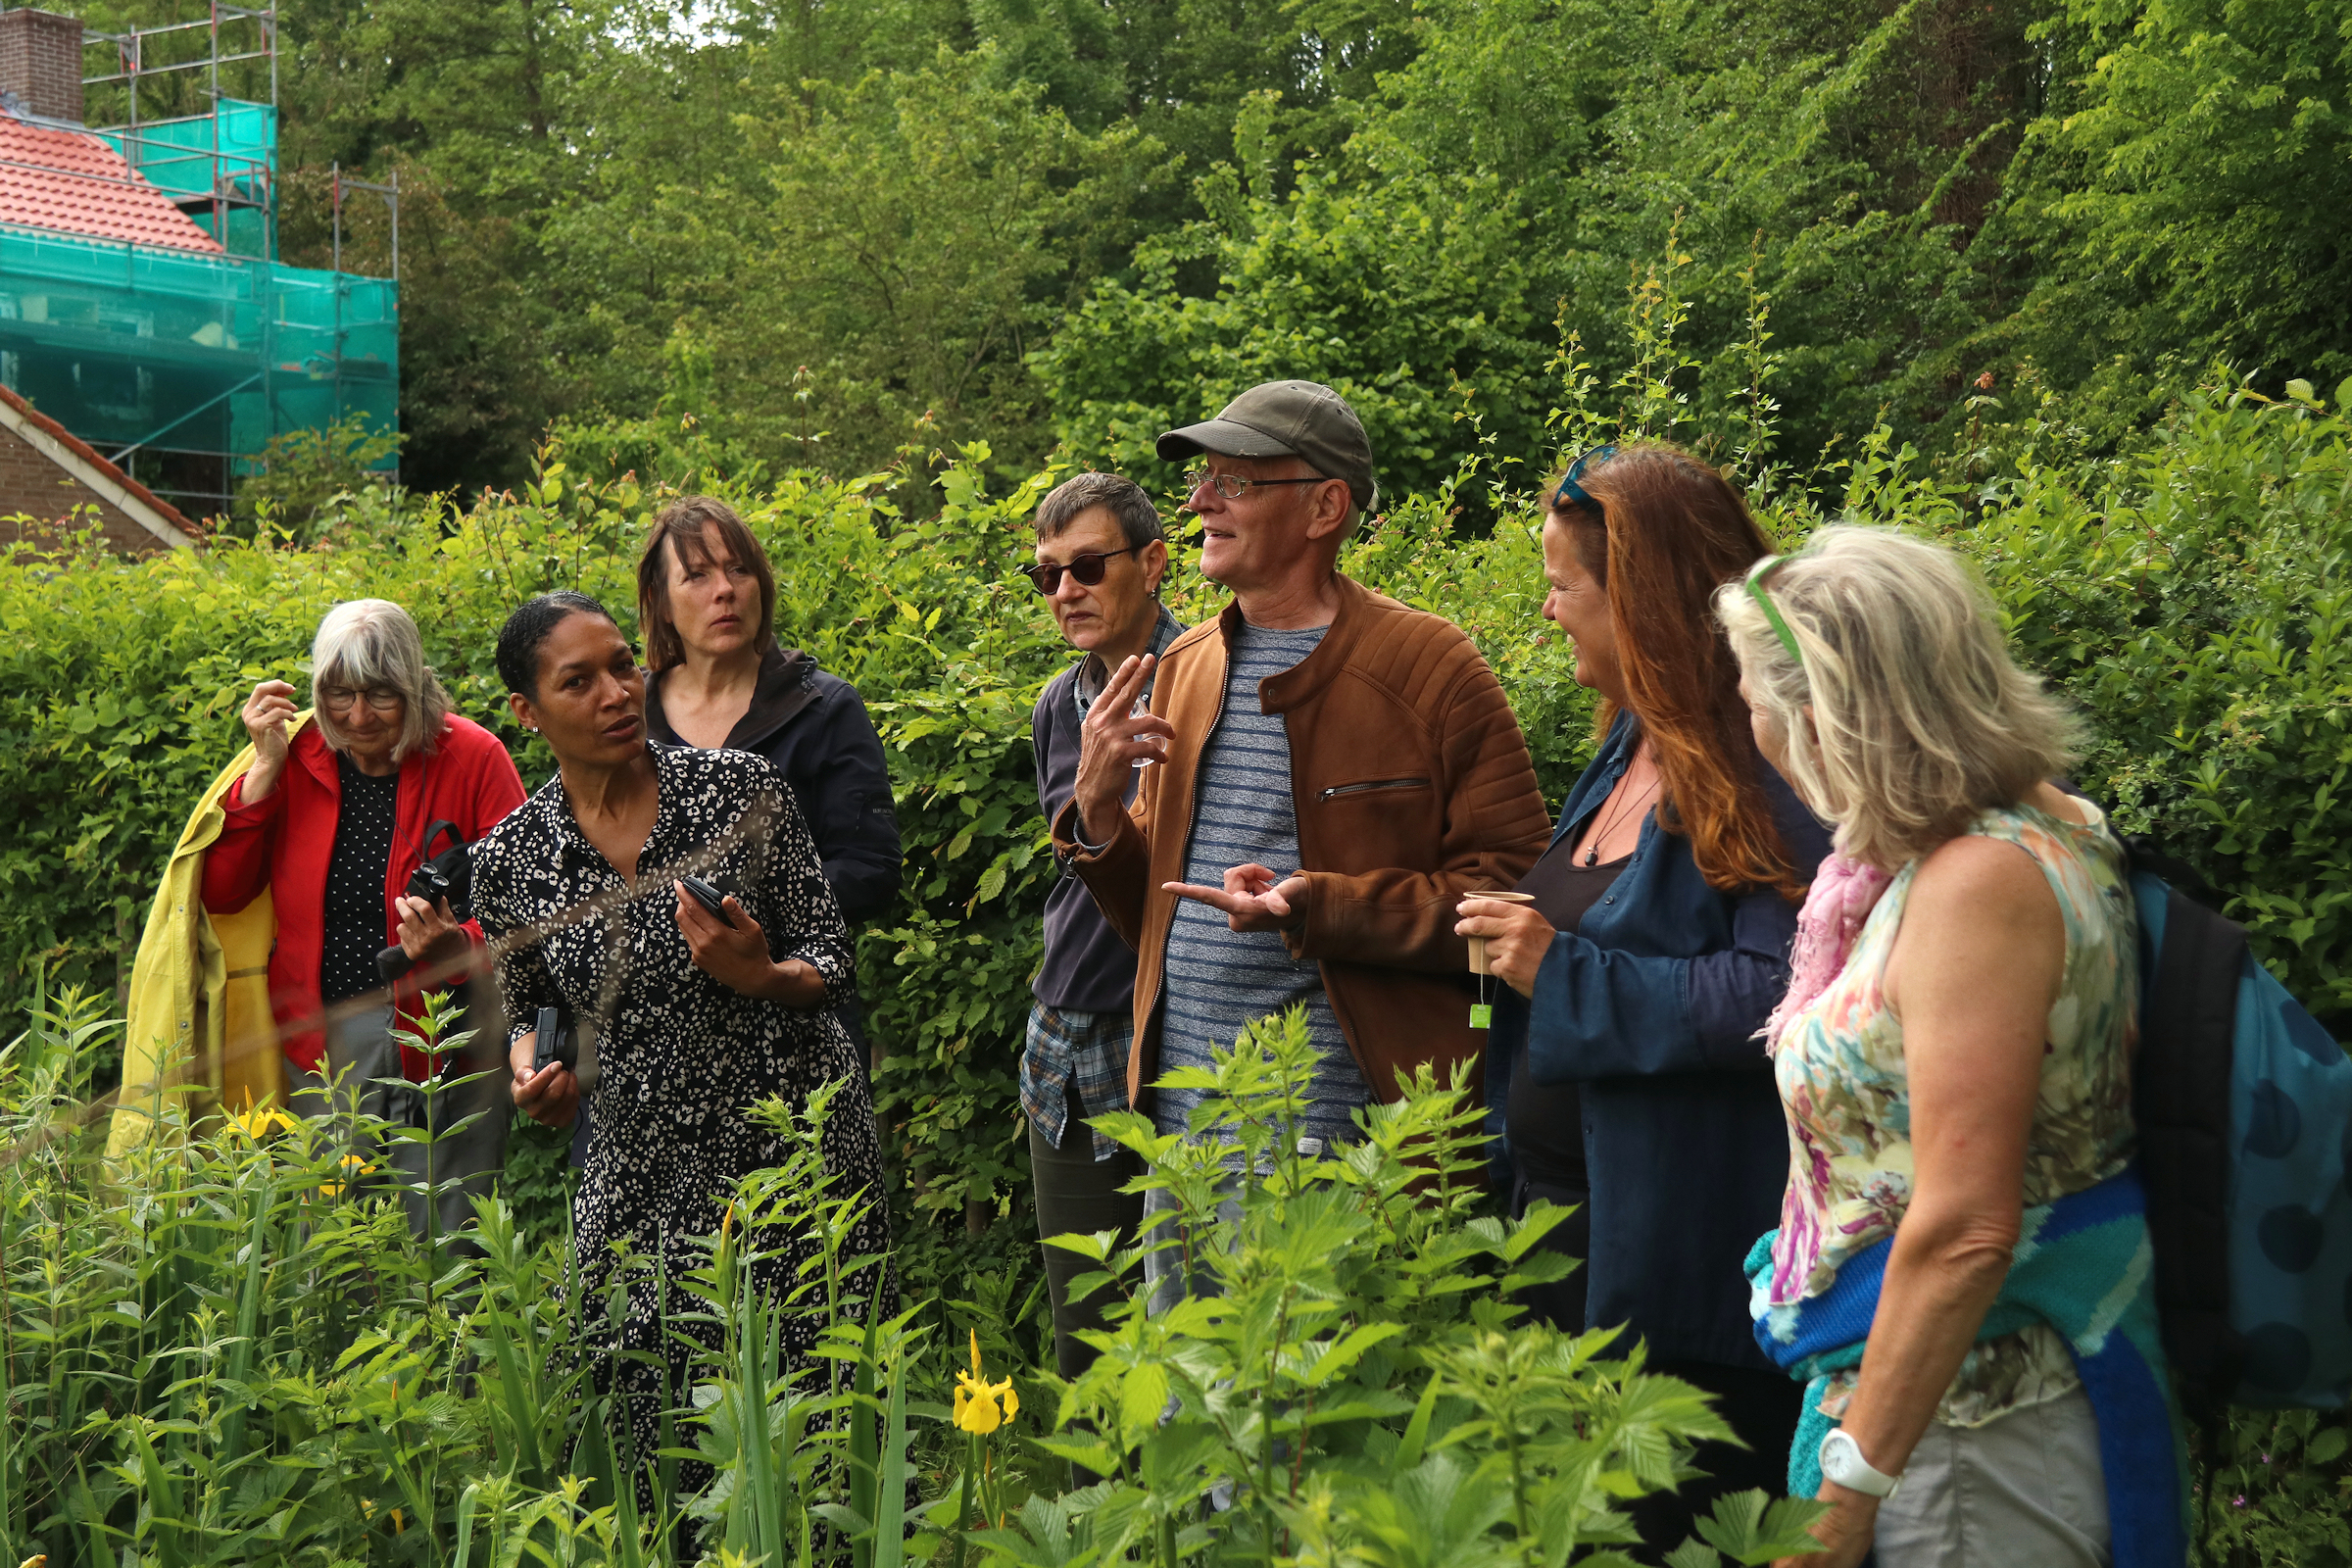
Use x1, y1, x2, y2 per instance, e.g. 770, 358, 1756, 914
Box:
202, 598, 527, 1237
1720, 528, 2177, 1568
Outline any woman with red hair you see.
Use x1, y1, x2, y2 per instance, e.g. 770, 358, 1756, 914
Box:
1457, 444, 1830, 1555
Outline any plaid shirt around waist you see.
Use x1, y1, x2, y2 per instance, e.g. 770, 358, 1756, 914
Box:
1021, 1001, 1132, 1163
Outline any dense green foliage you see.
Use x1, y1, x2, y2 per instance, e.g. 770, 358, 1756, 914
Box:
6, 346, 2351, 1171
57, 0, 2352, 498
0, 982, 1833, 1567
1850, 376, 2352, 1023
0, 430, 1582, 1231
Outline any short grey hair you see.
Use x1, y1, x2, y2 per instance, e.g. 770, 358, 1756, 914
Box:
1716, 525, 2082, 871
310, 599, 453, 764
1036, 470, 1165, 550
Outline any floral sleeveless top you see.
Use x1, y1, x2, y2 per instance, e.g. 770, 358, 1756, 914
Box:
1767, 801, 2139, 1428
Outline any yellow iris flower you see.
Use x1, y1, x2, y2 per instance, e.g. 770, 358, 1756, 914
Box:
951, 1329, 1018, 1434
316, 1153, 374, 1199
229, 1099, 297, 1142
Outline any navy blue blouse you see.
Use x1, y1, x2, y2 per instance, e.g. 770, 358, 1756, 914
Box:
1486, 711, 1832, 1369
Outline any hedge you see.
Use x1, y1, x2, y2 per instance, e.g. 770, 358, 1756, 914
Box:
4, 382, 2349, 1212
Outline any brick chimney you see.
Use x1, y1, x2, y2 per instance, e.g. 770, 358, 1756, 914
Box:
0, 8, 83, 124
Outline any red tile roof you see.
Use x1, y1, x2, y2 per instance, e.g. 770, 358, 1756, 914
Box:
0, 110, 223, 253
0, 380, 203, 544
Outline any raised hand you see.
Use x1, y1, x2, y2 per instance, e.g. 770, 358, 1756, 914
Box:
237, 678, 299, 804
393, 894, 470, 976
674, 883, 827, 1007
1072, 654, 1173, 844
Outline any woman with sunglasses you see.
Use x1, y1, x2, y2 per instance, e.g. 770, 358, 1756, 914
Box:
1455, 445, 1831, 1557
200, 599, 527, 1236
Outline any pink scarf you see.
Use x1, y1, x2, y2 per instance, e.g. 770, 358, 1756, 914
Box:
1764, 853, 1894, 1053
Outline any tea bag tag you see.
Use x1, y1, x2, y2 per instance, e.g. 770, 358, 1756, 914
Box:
1469, 1003, 1493, 1030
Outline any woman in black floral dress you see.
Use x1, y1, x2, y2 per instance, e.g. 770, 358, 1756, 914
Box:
467, 590, 893, 1476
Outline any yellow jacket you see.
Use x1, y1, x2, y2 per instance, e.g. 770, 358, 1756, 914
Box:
105, 720, 305, 1154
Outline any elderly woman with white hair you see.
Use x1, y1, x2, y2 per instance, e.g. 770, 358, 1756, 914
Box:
1718, 528, 2176, 1568
203, 599, 527, 1236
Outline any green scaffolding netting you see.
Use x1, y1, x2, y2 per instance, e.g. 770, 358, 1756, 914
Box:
0, 223, 396, 467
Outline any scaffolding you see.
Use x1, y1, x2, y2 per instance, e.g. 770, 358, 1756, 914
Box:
0, 4, 398, 518
85, 4, 278, 260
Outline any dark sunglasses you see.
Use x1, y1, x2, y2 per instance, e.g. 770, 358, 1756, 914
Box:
1018, 546, 1139, 595
1551, 444, 1617, 513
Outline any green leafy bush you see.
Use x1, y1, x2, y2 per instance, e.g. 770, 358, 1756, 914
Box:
1004, 1005, 1827, 1568
0, 981, 934, 1566
0, 983, 1827, 1567
6, 331, 2352, 1564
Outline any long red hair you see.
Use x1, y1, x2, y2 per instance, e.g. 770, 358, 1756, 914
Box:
1554, 443, 1807, 902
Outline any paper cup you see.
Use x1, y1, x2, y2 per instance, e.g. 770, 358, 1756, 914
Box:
1466, 890, 1538, 975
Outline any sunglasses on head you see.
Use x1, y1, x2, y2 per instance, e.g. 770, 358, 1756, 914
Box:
1744, 555, 1806, 667
1018, 546, 1140, 596
1552, 444, 1617, 513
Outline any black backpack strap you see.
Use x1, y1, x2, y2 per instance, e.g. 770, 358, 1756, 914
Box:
2124, 833, 2225, 909
2132, 880, 2249, 1419
417, 817, 466, 860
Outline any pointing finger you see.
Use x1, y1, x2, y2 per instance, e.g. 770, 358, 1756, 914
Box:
1162, 881, 1243, 913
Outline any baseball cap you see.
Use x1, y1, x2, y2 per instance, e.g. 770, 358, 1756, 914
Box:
1156, 380, 1377, 514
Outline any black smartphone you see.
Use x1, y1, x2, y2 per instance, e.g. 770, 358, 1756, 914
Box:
679, 874, 738, 928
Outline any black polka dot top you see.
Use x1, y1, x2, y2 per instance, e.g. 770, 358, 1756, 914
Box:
319, 753, 399, 1004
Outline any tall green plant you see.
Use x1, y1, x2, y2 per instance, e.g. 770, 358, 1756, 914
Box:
1012, 1008, 1828, 1568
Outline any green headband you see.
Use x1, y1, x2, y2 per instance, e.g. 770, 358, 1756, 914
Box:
1744, 555, 1804, 667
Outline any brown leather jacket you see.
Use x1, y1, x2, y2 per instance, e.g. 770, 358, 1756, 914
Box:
1051, 572, 1553, 1109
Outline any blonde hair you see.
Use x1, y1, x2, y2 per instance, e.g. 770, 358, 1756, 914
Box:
310, 599, 453, 764
1714, 525, 2081, 871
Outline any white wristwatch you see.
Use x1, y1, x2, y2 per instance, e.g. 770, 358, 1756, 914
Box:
1818, 1429, 1902, 1497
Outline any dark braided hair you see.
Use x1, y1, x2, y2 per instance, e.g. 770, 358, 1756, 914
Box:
495, 590, 615, 697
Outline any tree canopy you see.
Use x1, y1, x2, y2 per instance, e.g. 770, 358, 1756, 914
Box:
66, 0, 2352, 496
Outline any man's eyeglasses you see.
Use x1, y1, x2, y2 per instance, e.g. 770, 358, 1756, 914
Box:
319, 684, 404, 712
1184, 466, 1330, 501
1551, 445, 1617, 513
1019, 547, 1140, 596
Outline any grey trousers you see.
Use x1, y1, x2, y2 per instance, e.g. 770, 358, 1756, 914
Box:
1873, 1387, 2112, 1567
290, 995, 512, 1243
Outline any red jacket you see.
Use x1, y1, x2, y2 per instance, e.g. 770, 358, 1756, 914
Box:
201, 715, 528, 1079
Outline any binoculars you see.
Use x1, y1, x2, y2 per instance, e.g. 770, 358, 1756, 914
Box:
374, 856, 466, 982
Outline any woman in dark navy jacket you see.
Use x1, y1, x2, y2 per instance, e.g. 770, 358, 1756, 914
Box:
637, 498, 902, 1044
1458, 444, 1830, 1558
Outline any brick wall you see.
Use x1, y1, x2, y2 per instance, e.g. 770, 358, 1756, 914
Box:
0, 419, 178, 556
0, 8, 83, 124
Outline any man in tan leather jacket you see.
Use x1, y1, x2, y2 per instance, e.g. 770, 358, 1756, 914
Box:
1051, 380, 1551, 1197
